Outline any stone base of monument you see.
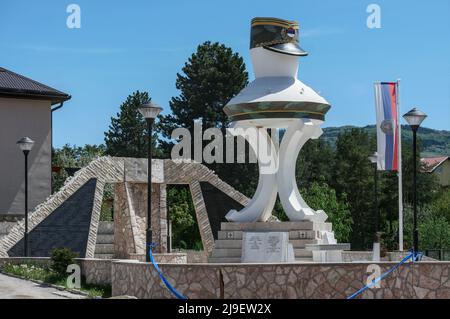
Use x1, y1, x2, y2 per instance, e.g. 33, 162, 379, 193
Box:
209, 221, 348, 263
305, 243, 351, 262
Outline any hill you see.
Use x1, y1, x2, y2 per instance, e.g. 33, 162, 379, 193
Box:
321, 125, 450, 157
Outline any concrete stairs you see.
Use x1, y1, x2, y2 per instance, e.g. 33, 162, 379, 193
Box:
94, 221, 114, 259
208, 222, 332, 263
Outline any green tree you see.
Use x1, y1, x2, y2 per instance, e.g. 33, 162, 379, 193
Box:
158, 42, 254, 193
400, 204, 448, 251
104, 91, 161, 158
419, 215, 450, 250
158, 42, 257, 248
296, 139, 335, 188
331, 128, 376, 249
400, 134, 439, 206
302, 182, 353, 242
52, 144, 105, 193
431, 188, 450, 221
159, 41, 248, 135
167, 186, 202, 250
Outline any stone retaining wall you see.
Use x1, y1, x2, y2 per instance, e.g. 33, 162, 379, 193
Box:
79, 258, 112, 286
0, 256, 186, 287
111, 261, 450, 299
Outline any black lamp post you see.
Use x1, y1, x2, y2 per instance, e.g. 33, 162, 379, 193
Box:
368, 152, 380, 241
17, 137, 35, 257
403, 107, 427, 255
138, 102, 163, 262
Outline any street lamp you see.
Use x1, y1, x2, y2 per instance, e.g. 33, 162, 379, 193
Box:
368, 152, 380, 241
17, 137, 35, 257
403, 107, 427, 256
138, 102, 163, 261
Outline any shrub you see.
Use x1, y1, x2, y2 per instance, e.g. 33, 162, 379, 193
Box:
50, 248, 77, 276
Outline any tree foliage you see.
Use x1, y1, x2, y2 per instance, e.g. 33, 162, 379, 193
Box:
104, 90, 161, 158
302, 182, 353, 242
52, 144, 105, 193
167, 186, 202, 250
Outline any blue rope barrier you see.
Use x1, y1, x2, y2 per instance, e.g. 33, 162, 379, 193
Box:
347, 250, 421, 299
148, 243, 188, 300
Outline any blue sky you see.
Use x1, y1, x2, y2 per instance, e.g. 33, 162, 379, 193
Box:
1, 0, 449, 148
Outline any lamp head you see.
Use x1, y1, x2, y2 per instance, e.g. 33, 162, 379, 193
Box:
138, 102, 163, 120
17, 137, 35, 153
403, 107, 427, 131
368, 152, 378, 164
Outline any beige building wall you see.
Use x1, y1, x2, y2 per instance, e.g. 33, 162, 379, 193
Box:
434, 160, 450, 187
0, 97, 52, 216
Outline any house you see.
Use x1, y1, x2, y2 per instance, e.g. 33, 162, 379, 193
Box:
0, 67, 71, 220
421, 156, 450, 187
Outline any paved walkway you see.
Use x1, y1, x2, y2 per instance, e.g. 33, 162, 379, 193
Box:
0, 273, 85, 299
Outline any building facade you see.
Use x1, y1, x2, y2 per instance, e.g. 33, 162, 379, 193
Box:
421, 156, 450, 187
0, 67, 70, 219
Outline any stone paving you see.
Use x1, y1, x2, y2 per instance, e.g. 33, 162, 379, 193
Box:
0, 272, 85, 299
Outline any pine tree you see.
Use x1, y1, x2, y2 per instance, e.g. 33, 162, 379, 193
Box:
104, 91, 159, 157
159, 41, 248, 136
158, 41, 255, 194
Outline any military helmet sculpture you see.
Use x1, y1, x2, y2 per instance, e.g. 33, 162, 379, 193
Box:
224, 17, 331, 223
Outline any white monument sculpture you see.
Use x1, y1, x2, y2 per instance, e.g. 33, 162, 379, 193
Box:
210, 17, 349, 263
224, 17, 331, 224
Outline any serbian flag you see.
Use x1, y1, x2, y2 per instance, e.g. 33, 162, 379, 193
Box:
374, 82, 399, 171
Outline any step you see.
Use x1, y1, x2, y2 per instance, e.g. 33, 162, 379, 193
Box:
218, 230, 321, 240
289, 230, 318, 240
294, 249, 313, 258
94, 243, 114, 254
220, 222, 332, 232
94, 253, 114, 259
218, 231, 243, 240
214, 239, 242, 249
98, 222, 114, 234
294, 257, 314, 263
221, 221, 315, 231
208, 257, 242, 263
214, 239, 319, 249
289, 239, 319, 248
209, 257, 314, 263
96, 234, 114, 244
211, 248, 241, 258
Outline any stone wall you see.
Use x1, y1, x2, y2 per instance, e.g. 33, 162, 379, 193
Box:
111, 261, 450, 299
79, 258, 112, 286
114, 183, 167, 257
0, 157, 123, 258
185, 250, 209, 263
0, 257, 51, 268
8, 179, 98, 257
0, 222, 16, 239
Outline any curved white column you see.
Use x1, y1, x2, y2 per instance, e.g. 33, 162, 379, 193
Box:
225, 125, 278, 222
277, 119, 328, 222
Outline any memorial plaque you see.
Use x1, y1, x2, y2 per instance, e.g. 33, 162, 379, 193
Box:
124, 158, 164, 183
242, 232, 294, 263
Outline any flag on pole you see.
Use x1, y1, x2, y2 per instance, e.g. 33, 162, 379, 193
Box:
374, 82, 399, 171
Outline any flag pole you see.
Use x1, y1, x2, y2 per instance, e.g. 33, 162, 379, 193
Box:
397, 79, 404, 251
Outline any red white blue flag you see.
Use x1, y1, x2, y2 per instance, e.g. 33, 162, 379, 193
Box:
374, 82, 399, 171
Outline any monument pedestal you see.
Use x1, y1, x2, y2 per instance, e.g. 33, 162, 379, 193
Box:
209, 221, 346, 263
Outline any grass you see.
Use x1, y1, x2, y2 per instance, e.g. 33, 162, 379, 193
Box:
0, 262, 111, 298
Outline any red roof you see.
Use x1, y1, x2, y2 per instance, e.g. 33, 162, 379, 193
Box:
421, 156, 449, 173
